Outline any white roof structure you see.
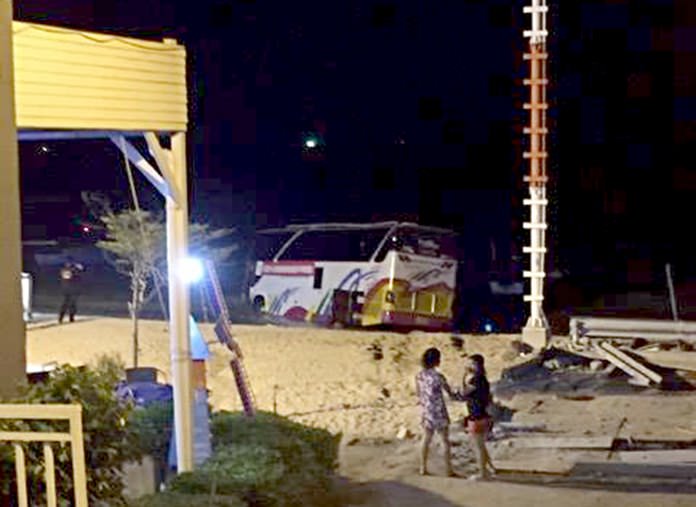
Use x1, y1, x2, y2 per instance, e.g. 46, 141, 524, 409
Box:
1, 17, 195, 473
259, 221, 457, 235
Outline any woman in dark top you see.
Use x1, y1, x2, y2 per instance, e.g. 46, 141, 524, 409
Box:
459, 354, 496, 480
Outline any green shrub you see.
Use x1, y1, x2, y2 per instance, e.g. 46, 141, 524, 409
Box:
169, 443, 284, 497
163, 411, 341, 507
0, 357, 139, 506
128, 401, 173, 465
211, 411, 340, 473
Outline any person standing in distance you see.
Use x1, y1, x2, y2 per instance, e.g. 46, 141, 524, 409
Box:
58, 258, 84, 323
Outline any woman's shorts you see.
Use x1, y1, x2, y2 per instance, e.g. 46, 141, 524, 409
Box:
466, 417, 492, 434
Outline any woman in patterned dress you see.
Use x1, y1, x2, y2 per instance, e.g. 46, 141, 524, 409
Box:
415, 347, 455, 476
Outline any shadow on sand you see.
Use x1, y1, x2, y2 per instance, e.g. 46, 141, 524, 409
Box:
332, 477, 465, 507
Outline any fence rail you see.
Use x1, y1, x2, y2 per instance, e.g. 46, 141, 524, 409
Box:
0, 403, 87, 507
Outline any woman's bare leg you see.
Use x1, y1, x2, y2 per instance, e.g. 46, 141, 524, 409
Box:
482, 435, 496, 474
438, 427, 454, 476
420, 428, 434, 474
471, 432, 490, 479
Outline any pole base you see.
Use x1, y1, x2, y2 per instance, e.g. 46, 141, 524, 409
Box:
522, 324, 550, 351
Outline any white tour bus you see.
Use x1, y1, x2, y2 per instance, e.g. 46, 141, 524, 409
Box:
250, 222, 457, 330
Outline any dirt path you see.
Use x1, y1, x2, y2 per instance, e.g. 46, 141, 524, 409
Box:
337, 440, 696, 507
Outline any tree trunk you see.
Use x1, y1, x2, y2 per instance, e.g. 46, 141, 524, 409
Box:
130, 277, 140, 368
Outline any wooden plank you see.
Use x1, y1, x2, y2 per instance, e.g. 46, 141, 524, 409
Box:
597, 348, 651, 385
572, 462, 696, 479
618, 450, 696, 464
511, 436, 614, 449
598, 342, 662, 384
492, 459, 572, 476
636, 351, 696, 373
496, 422, 547, 432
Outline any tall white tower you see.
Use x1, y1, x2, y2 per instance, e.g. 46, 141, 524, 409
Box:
521, 0, 551, 349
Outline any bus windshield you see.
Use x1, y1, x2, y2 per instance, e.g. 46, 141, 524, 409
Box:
375, 227, 457, 261
278, 228, 391, 262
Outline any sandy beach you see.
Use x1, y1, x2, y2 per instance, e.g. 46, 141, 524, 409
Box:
26, 318, 696, 506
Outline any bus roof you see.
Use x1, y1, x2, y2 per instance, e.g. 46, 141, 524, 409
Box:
258, 221, 456, 236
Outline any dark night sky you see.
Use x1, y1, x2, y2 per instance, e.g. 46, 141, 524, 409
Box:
14, 0, 696, 287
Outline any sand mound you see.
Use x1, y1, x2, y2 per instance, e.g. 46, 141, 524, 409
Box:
27, 319, 523, 439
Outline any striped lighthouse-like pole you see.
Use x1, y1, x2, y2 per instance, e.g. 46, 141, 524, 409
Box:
521, 0, 551, 349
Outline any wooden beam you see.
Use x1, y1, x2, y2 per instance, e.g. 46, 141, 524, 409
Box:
18, 130, 146, 141
598, 341, 663, 385
493, 460, 572, 476
618, 450, 696, 464
144, 132, 183, 207
109, 135, 172, 200
496, 422, 548, 433
572, 462, 696, 479
511, 436, 614, 449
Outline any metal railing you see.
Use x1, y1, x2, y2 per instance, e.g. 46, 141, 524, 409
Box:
0, 404, 88, 507
569, 315, 696, 351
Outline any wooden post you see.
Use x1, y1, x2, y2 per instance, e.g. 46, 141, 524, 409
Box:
0, 0, 26, 397
166, 131, 194, 472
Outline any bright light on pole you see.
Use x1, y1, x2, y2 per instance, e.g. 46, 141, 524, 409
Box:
304, 138, 317, 149
178, 257, 204, 284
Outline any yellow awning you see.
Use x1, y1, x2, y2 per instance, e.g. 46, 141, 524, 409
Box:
13, 21, 187, 132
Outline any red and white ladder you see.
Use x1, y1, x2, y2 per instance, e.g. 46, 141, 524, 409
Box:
204, 260, 256, 416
